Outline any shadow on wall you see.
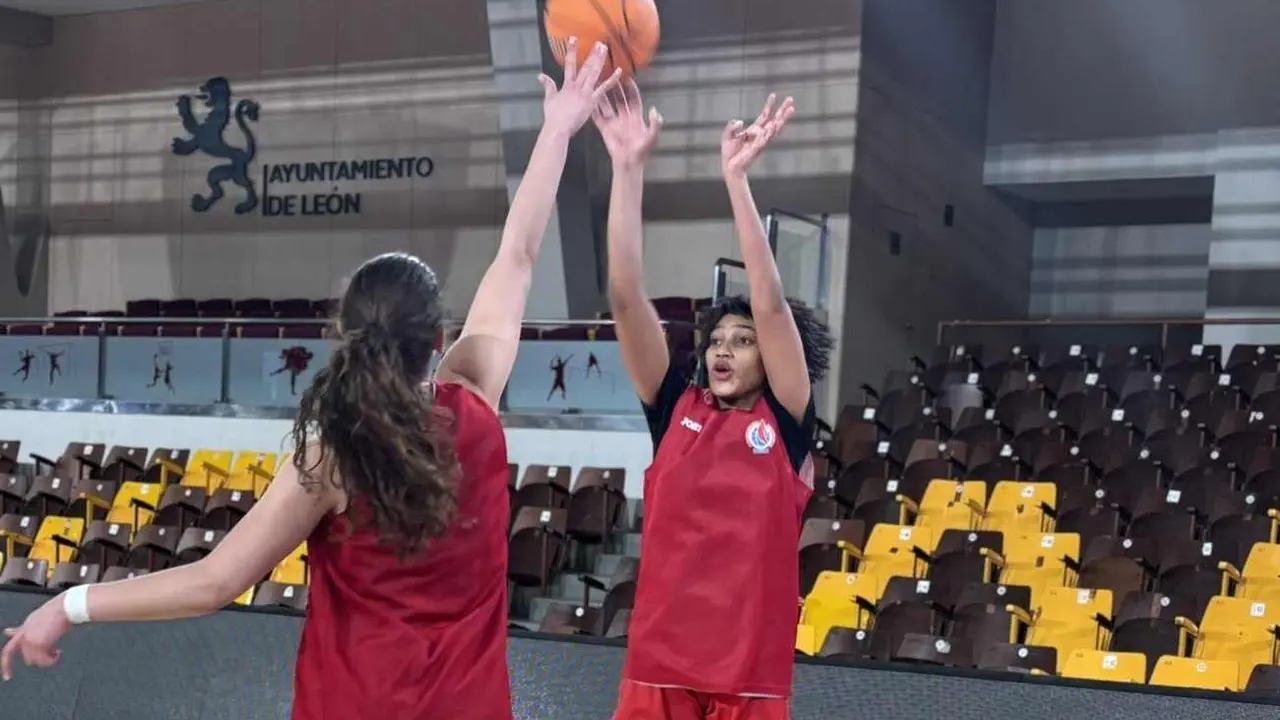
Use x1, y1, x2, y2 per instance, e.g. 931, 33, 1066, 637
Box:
0, 140, 50, 316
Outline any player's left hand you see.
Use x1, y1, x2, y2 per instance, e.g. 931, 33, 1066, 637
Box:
1, 594, 71, 680
721, 93, 795, 178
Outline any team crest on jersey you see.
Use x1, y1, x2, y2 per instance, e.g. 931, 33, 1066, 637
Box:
745, 419, 777, 454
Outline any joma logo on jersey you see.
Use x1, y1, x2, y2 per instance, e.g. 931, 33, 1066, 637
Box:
680, 416, 703, 433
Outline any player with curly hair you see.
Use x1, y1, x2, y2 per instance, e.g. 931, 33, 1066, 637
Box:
595, 83, 834, 720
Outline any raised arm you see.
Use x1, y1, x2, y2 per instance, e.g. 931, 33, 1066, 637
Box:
1, 449, 335, 680
593, 81, 667, 404
435, 39, 621, 409
720, 94, 810, 421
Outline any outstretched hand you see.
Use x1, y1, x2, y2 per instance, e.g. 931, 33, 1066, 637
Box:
1, 595, 70, 681
593, 80, 663, 169
538, 38, 624, 139
721, 93, 795, 178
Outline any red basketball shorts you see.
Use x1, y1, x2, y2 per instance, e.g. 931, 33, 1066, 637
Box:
612, 680, 790, 720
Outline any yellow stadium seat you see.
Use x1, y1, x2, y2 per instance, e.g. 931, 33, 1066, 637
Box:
183, 449, 235, 492
233, 585, 256, 606
846, 524, 934, 597
1176, 596, 1280, 687
225, 452, 279, 497
984, 532, 1080, 609
29, 516, 86, 574
1221, 541, 1280, 605
1149, 656, 1241, 691
105, 481, 163, 528
1011, 586, 1112, 671
271, 543, 310, 585
983, 481, 1056, 534
1060, 649, 1146, 684
797, 567, 880, 654
899, 480, 986, 534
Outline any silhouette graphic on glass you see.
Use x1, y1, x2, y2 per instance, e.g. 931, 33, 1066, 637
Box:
148, 354, 176, 393
547, 354, 573, 401
586, 351, 602, 377
271, 346, 315, 395
44, 349, 63, 386
12, 350, 34, 382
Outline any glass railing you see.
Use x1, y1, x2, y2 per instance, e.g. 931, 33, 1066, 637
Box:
0, 317, 676, 416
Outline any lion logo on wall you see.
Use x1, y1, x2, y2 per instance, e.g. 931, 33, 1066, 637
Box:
171, 76, 261, 215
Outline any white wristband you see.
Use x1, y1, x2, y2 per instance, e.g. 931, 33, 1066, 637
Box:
63, 585, 92, 625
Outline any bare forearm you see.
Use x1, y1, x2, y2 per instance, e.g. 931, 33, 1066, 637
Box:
725, 174, 787, 314
83, 562, 230, 623
606, 165, 648, 312
499, 127, 573, 267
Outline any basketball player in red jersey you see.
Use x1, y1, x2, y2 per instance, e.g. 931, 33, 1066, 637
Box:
595, 84, 833, 720
0, 38, 622, 720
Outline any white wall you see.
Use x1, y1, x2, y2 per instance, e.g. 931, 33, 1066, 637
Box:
1, 408, 655, 500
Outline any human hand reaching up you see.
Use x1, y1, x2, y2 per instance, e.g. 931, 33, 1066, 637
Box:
593, 79, 663, 170
538, 38, 623, 139
721, 93, 795, 179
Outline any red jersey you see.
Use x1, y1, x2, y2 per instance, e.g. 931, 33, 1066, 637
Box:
292, 382, 512, 720
624, 368, 814, 697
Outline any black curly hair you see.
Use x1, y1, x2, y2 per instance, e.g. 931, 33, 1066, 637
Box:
291, 252, 460, 559
693, 295, 835, 389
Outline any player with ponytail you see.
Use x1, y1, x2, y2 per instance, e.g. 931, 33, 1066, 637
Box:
2, 37, 622, 720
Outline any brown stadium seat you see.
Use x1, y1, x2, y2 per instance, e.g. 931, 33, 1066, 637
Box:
0, 513, 38, 560
123, 524, 182, 571
154, 485, 206, 528
101, 566, 150, 583
507, 507, 568, 593
566, 467, 627, 544
142, 448, 191, 485
0, 474, 30, 515
579, 556, 639, 636
30, 442, 106, 482
98, 446, 149, 483
0, 440, 19, 474
50, 562, 101, 590
798, 518, 867, 597
512, 465, 572, 513
538, 602, 599, 635
22, 474, 73, 518
201, 488, 256, 530
79, 521, 133, 568
66, 477, 118, 525
0, 557, 48, 587
175, 527, 226, 564
254, 581, 308, 611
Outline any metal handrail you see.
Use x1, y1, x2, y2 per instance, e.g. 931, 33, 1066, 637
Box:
937, 316, 1280, 346
3, 316, 660, 327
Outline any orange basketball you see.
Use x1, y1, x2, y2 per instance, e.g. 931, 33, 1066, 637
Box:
543, 0, 660, 79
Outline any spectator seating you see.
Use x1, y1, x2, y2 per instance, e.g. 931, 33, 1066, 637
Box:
11, 337, 1280, 694
799, 341, 1280, 693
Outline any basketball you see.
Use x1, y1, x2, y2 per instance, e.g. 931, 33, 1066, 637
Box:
543, 0, 660, 79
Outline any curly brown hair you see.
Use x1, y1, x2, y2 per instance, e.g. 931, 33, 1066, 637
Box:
291, 252, 460, 558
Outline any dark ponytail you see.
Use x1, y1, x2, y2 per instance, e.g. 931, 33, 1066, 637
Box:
291, 252, 457, 558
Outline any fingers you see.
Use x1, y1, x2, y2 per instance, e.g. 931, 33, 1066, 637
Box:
616, 83, 633, 118
562, 37, 580, 85
722, 119, 744, 143
1, 631, 17, 681
536, 74, 556, 103
644, 107, 664, 149
590, 68, 623, 103
578, 41, 610, 90
622, 79, 643, 112
754, 93, 777, 128
593, 94, 618, 121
